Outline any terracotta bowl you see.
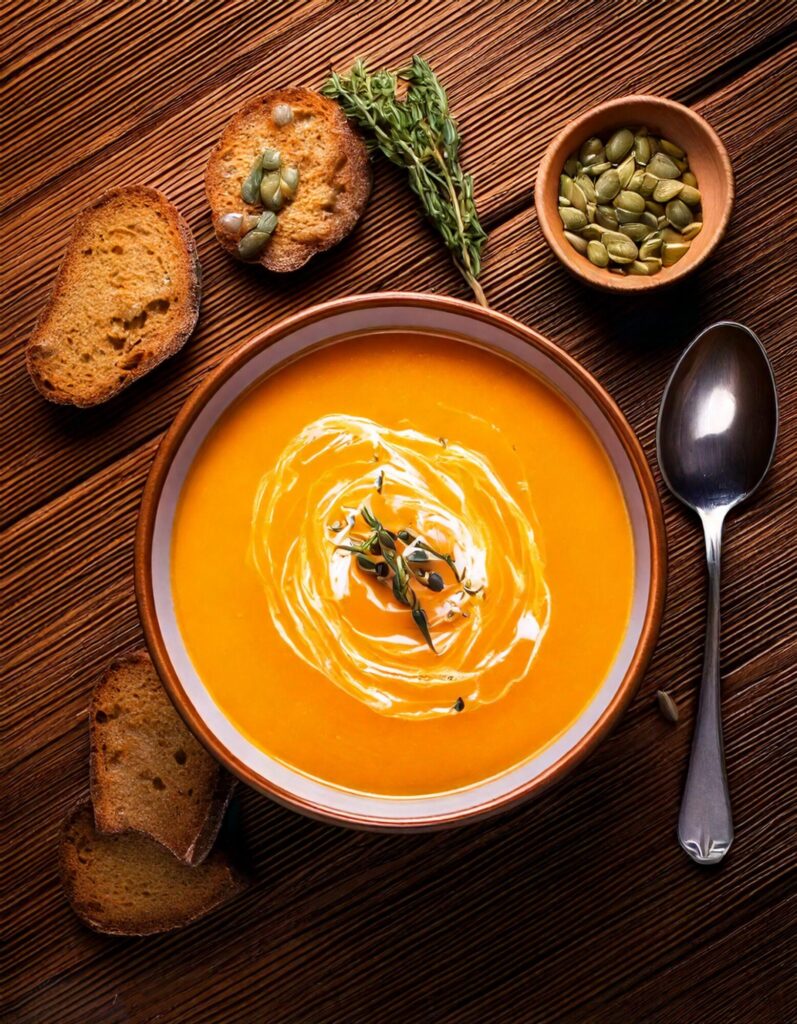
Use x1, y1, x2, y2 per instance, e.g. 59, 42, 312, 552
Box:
535, 94, 734, 292
136, 293, 666, 830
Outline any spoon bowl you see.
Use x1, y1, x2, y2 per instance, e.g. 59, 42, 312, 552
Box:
658, 322, 778, 513
657, 321, 777, 865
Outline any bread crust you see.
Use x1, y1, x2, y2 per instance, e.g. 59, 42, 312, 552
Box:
89, 650, 235, 866
59, 799, 247, 937
205, 88, 371, 272
26, 185, 201, 407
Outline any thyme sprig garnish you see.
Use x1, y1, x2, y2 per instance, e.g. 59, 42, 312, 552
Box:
321, 56, 488, 307
334, 505, 463, 652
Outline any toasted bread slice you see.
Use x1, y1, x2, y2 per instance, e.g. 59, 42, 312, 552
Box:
90, 651, 234, 866
60, 800, 246, 936
27, 185, 200, 407
206, 88, 370, 271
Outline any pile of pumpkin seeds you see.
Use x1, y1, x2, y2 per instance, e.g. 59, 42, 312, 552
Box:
219, 142, 300, 260
559, 128, 702, 276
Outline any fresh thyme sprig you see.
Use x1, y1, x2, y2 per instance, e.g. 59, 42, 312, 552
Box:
321, 56, 488, 307
334, 505, 463, 652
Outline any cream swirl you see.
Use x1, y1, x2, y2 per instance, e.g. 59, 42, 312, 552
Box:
250, 415, 550, 719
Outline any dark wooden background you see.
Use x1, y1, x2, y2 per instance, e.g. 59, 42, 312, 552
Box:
2, 2, 796, 1021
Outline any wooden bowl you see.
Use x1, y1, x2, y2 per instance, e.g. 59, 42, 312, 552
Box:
535, 94, 734, 291
136, 293, 666, 830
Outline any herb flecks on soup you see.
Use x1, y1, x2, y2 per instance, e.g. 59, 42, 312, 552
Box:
250, 415, 549, 720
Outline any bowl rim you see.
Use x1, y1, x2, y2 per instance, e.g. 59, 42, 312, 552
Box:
534, 92, 735, 292
135, 291, 667, 830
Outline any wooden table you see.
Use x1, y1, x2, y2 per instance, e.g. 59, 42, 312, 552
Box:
3, 3, 796, 1021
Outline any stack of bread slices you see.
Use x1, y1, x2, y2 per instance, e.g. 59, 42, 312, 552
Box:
60, 652, 247, 936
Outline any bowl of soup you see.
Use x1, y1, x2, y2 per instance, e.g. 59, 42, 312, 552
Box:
136, 293, 665, 829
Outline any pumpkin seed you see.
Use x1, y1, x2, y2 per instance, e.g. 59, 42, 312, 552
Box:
241, 158, 264, 204
645, 199, 665, 217
587, 240, 610, 267
260, 171, 284, 210
579, 137, 604, 166
648, 152, 680, 179
237, 229, 271, 259
662, 239, 691, 266
586, 160, 612, 176
280, 165, 300, 197
564, 156, 580, 177
656, 689, 679, 723
679, 184, 701, 206
617, 154, 635, 189
595, 168, 621, 202
586, 201, 597, 223
613, 190, 646, 215
666, 198, 693, 230
627, 170, 646, 193
564, 230, 589, 255
576, 173, 597, 202
581, 224, 606, 240
638, 172, 658, 198
605, 236, 638, 264
640, 211, 659, 230
682, 171, 698, 188
594, 204, 619, 230
605, 128, 634, 163
681, 220, 703, 241
642, 257, 662, 271
648, 136, 659, 158
634, 134, 651, 165
627, 259, 654, 275
255, 210, 278, 234
619, 222, 650, 243
260, 148, 282, 171
658, 138, 685, 160
559, 207, 587, 231
639, 235, 663, 259
272, 103, 293, 126
653, 178, 684, 202
559, 196, 571, 207
615, 207, 641, 225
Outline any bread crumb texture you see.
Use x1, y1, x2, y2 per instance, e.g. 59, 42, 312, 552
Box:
60, 800, 246, 936
27, 186, 199, 406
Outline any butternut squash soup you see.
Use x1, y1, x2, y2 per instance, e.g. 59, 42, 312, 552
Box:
171, 331, 634, 796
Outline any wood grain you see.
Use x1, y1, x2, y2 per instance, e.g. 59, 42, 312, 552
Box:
2, 2, 796, 524
2, 3, 796, 1022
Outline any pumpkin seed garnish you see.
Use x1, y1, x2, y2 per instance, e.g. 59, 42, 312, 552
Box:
656, 689, 679, 723
559, 126, 702, 277
453, 696, 465, 713
233, 144, 301, 258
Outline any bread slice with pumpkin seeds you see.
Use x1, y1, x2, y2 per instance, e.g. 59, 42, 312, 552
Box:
205, 88, 371, 271
90, 651, 235, 866
59, 799, 247, 936
26, 185, 200, 407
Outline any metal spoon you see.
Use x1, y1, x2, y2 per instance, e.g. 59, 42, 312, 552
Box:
657, 322, 778, 865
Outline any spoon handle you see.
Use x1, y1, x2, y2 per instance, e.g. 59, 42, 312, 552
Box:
678, 507, 734, 865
